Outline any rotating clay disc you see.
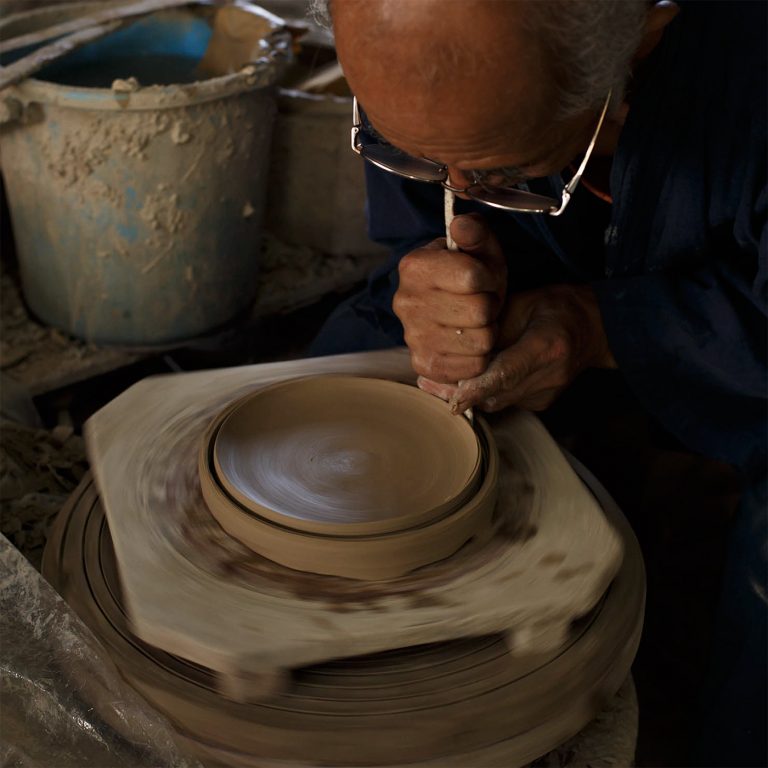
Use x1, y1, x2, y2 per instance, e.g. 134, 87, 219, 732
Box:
212, 376, 482, 536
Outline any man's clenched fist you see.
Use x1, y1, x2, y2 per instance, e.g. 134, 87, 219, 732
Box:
393, 214, 508, 384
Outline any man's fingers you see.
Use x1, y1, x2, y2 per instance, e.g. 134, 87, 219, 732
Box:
404, 324, 496, 357
448, 338, 538, 413
395, 289, 500, 329
416, 376, 458, 402
409, 350, 490, 384
449, 214, 492, 255
399, 247, 501, 295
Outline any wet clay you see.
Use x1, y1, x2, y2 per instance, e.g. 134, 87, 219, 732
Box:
211, 376, 482, 536
200, 378, 496, 580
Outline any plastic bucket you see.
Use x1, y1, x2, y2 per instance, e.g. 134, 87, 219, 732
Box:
0, 4, 290, 344
266, 88, 387, 258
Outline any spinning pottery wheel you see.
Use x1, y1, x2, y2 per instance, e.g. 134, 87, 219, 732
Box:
42, 350, 645, 767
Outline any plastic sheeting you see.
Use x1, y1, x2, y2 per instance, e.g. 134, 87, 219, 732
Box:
0, 534, 202, 768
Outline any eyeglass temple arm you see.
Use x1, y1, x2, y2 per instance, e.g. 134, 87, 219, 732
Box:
550, 90, 612, 217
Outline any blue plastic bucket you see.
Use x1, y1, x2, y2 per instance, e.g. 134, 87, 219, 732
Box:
0, 5, 290, 344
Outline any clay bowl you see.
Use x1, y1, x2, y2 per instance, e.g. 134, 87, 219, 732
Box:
199, 376, 498, 580
212, 376, 483, 536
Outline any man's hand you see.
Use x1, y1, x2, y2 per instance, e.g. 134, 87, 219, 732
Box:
417, 284, 617, 413
393, 214, 507, 383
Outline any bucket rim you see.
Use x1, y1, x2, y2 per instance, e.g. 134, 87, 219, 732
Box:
1, 3, 292, 112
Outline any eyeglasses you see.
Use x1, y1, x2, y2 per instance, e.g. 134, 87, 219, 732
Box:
351, 91, 611, 216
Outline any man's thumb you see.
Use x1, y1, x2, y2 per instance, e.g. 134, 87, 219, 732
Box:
449, 214, 507, 297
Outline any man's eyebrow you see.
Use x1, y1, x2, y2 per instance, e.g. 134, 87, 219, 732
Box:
469, 166, 534, 184
360, 112, 543, 181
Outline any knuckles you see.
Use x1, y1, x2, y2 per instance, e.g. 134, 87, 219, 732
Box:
391, 291, 411, 321
398, 246, 440, 285
463, 293, 498, 326
455, 261, 491, 294
540, 333, 570, 366
410, 351, 443, 381
397, 252, 423, 284
402, 327, 428, 351
399, 248, 501, 297
468, 325, 495, 355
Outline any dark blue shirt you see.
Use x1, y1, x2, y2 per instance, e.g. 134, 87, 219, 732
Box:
326, 1, 767, 473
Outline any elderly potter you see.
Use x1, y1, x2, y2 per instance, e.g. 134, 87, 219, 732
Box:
309, 1, 767, 765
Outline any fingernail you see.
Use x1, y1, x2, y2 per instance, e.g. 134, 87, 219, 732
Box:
417, 377, 441, 397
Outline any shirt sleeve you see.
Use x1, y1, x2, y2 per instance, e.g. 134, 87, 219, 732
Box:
592, 187, 767, 473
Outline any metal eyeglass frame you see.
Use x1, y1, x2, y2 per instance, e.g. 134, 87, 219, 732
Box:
351, 90, 612, 216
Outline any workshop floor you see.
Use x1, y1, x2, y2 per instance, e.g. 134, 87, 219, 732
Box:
1, 266, 740, 768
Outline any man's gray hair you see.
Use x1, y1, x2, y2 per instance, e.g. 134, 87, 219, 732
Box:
527, 0, 648, 116
307, 0, 648, 118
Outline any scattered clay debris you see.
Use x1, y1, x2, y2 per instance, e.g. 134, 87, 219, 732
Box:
254, 232, 384, 315
0, 271, 140, 396
111, 76, 141, 92
0, 420, 88, 570
1, 234, 384, 397
170, 120, 191, 145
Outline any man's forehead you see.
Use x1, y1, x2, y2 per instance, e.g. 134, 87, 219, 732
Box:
334, 0, 551, 149
333, 0, 530, 52
332, 0, 526, 24
334, 0, 543, 94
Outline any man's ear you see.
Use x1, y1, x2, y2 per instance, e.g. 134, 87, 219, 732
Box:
634, 1, 680, 63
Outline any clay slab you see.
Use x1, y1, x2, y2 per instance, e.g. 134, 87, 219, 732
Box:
85, 349, 624, 688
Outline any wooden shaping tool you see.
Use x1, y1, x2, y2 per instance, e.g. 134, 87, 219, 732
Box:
445, 186, 457, 250
444, 187, 475, 421
83, 349, 625, 697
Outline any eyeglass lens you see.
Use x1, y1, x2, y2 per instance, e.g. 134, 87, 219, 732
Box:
359, 143, 447, 182
357, 122, 559, 213
467, 186, 558, 213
